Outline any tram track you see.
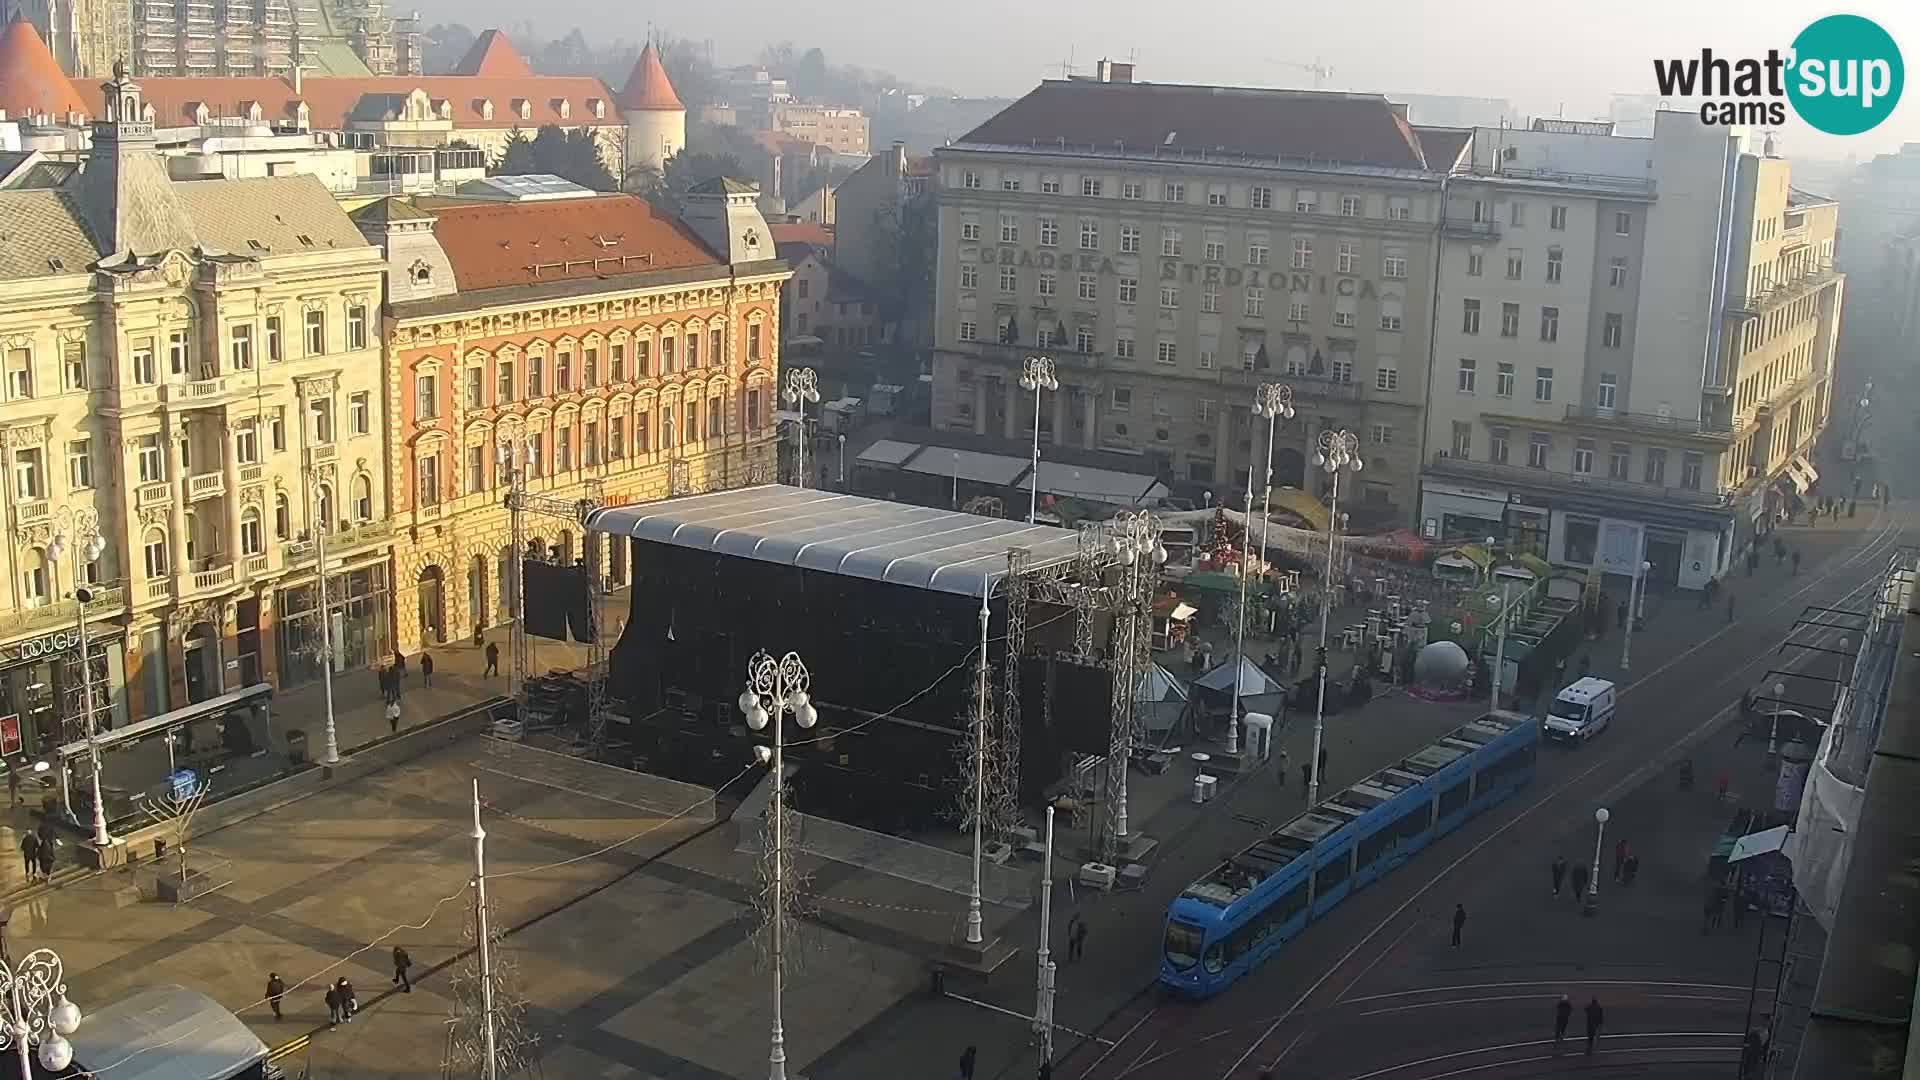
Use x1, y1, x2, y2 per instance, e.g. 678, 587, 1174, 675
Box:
1058, 507, 1908, 1080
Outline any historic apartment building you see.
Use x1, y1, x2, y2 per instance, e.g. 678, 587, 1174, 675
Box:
357, 178, 788, 653
1420, 113, 1842, 591
929, 64, 1453, 521
0, 67, 391, 756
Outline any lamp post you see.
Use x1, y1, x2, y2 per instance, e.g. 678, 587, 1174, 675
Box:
1487, 550, 1511, 712
783, 367, 819, 489
1620, 558, 1650, 673
950, 451, 961, 509
1309, 430, 1362, 807
966, 589, 988, 945
738, 650, 817, 1080
1020, 355, 1059, 523
1032, 804, 1057, 1069
0, 947, 82, 1078
836, 433, 847, 488
1584, 807, 1610, 917
1765, 679, 1788, 760
1251, 383, 1296, 568
46, 511, 110, 848
312, 472, 340, 766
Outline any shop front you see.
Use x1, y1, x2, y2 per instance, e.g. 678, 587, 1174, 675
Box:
274, 562, 392, 690
1546, 504, 1732, 592
0, 621, 130, 761
1419, 481, 1510, 544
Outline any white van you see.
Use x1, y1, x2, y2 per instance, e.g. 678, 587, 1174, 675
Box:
1545, 677, 1616, 744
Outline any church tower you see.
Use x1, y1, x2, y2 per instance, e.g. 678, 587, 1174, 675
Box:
617, 42, 685, 178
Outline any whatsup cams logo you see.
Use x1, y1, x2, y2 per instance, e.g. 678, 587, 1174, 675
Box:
1652, 14, 1903, 135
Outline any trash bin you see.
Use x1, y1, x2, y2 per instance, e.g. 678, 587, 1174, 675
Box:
286, 729, 308, 766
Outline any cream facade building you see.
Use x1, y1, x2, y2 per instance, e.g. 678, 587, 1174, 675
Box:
1420, 113, 1842, 591
930, 68, 1452, 523
0, 67, 390, 755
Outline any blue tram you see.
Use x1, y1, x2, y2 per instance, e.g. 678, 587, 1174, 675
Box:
1160, 710, 1539, 998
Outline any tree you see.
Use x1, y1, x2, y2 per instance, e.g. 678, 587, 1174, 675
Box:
492, 126, 536, 175
560, 128, 615, 191
494, 126, 614, 191
793, 47, 829, 99
635, 150, 744, 216
874, 193, 938, 343
655, 35, 719, 109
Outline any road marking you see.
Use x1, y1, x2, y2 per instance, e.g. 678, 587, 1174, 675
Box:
267, 1034, 310, 1062
1337, 1032, 1745, 1080
1355, 1045, 1738, 1080
1219, 520, 1906, 1079
1337, 979, 1757, 1004
1076, 998, 1161, 1078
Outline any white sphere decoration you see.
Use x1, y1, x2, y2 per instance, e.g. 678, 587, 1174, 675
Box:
38, 1035, 72, 1072
49, 992, 80, 1035
747, 702, 770, 731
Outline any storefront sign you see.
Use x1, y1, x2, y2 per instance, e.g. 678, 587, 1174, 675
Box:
1425, 481, 1506, 503
975, 246, 1385, 297
0, 628, 83, 666
0, 714, 20, 756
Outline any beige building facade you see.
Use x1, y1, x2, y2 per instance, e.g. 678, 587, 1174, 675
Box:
930, 73, 1447, 522
773, 103, 868, 156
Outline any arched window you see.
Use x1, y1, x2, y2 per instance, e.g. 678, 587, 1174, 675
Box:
352, 474, 373, 521
20, 547, 45, 607
143, 529, 168, 577
315, 483, 334, 530
240, 508, 264, 555
274, 493, 291, 540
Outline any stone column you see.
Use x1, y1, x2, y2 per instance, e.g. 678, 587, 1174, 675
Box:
1051, 386, 1066, 448
1003, 375, 1019, 440
165, 415, 187, 584
222, 412, 241, 564
972, 382, 987, 437
1082, 390, 1097, 450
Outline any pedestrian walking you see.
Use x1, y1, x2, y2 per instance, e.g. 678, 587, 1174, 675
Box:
1614, 839, 1628, 883
1554, 994, 1573, 1049
1301, 762, 1312, 789
420, 653, 434, 688
393, 651, 407, 682
266, 972, 285, 1020
1276, 747, 1289, 787
36, 833, 54, 880
18, 830, 37, 882
324, 983, 341, 1027
1584, 997, 1604, 1054
1069, 917, 1088, 962
6, 759, 18, 808
1571, 862, 1590, 901
484, 641, 500, 678
1550, 855, 1567, 897
392, 946, 413, 992
1623, 852, 1640, 886
472, 624, 485, 648
1792, 549, 1801, 575
1450, 903, 1467, 947
336, 978, 356, 1022
959, 1044, 978, 1080
1615, 600, 1627, 630
385, 700, 401, 735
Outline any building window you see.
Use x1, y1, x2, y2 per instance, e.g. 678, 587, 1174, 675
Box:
466, 445, 486, 493
1292, 237, 1313, 269
167, 330, 189, 377
4, 349, 29, 400
1573, 438, 1594, 474
1540, 306, 1559, 342
1500, 302, 1520, 338
1545, 248, 1563, 283
1388, 199, 1411, 221
1156, 341, 1177, 365
557, 350, 574, 391
958, 321, 977, 342
1039, 272, 1057, 298
1337, 241, 1358, 274
1527, 432, 1550, 468
270, 407, 286, 452
1119, 224, 1141, 254
1466, 250, 1483, 276
143, 529, 168, 578
687, 331, 703, 370
1681, 451, 1704, 491
1644, 448, 1667, 485
1608, 443, 1630, 480
1162, 181, 1185, 203
1451, 421, 1472, 457
497, 361, 515, 403
65, 438, 91, 490
136, 434, 163, 483
1369, 423, 1393, 445
1206, 186, 1226, 207
1505, 249, 1523, 279
1495, 362, 1515, 397
1115, 335, 1135, 361
1245, 286, 1264, 317
1079, 219, 1100, 250
234, 422, 258, 465
230, 324, 253, 370
1597, 372, 1618, 410
1534, 366, 1554, 402
1340, 195, 1361, 217
418, 452, 440, 505
1000, 214, 1021, 243
1461, 299, 1480, 334
960, 221, 980, 242
303, 309, 326, 355
273, 492, 290, 539
1251, 186, 1274, 210
11, 448, 40, 499
1609, 257, 1629, 287
1036, 324, 1056, 349
997, 317, 1015, 344
1041, 175, 1060, 194
1331, 355, 1353, 383
240, 509, 263, 556
464, 366, 484, 408
1550, 204, 1568, 230
1380, 310, 1401, 332
961, 169, 980, 189
999, 266, 1018, 293
1296, 192, 1317, 213
1490, 427, 1510, 463
1121, 180, 1141, 199
1602, 313, 1623, 348
1510, 201, 1526, 226
1037, 217, 1056, 246
131, 338, 156, 385
1075, 327, 1095, 353
350, 391, 370, 434
1119, 277, 1138, 304
1457, 358, 1477, 393
1375, 362, 1398, 392
1077, 274, 1098, 302
265, 316, 283, 362
1001, 174, 1022, 192
1110, 387, 1131, 413
1249, 243, 1269, 266
415, 373, 437, 420
1204, 238, 1226, 262
1288, 301, 1309, 323
310, 397, 334, 444
1081, 177, 1102, 197
1162, 227, 1183, 257
1614, 211, 1632, 236
1201, 285, 1220, 313
1383, 252, 1407, 278
1333, 308, 1356, 328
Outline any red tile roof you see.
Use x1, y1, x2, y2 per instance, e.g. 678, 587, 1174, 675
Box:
958, 80, 1429, 171
0, 19, 86, 119
65, 71, 620, 129
770, 221, 832, 248
616, 43, 683, 112
450, 30, 533, 78
423, 194, 722, 292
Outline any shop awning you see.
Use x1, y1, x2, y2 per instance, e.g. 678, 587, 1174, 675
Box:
1025, 460, 1169, 506
1791, 455, 1820, 489
1776, 463, 1809, 496
855, 440, 921, 467
901, 448, 1030, 486
1267, 487, 1331, 531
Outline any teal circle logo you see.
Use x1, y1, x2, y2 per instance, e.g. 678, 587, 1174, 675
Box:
1787, 14, 1903, 135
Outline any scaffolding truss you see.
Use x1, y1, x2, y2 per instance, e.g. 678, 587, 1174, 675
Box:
504, 465, 608, 757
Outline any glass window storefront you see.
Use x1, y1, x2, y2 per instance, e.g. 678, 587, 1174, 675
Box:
68, 688, 280, 831
0, 628, 129, 758
275, 563, 391, 689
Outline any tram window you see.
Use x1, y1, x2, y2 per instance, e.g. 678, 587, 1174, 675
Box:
1226, 917, 1259, 960
1438, 779, 1470, 817
1478, 742, 1537, 790
1274, 879, 1308, 924
1203, 942, 1225, 974
1314, 847, 1353, 894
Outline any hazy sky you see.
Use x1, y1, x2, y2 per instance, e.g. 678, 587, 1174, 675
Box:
432, 0, 1920, 160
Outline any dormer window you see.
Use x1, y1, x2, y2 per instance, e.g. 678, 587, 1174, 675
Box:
141, 102, 155, 122
241, 100, 262, 121
477, 99, 493, 120
555, 99, 571, 120
433, 99, 452, 120
294, 101, 310, 128
189, 102, 209, 125
512, 99, 530, 120
589, 98, 605, 119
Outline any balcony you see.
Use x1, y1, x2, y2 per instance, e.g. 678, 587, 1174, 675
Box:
186, 473, 224, 500
305, 444, 337, 467
240, 464, 263, 485
1728, 267, 1842, 315
246, 554, 269, 576
0, 585, 125, 638
144, 579, 171, 603
160, 374, 243, 406
949, 340, 1105, 373
137, 481, 171, 508
1561, 404, 1734, 438
1221, 367, 1366, 401
14, 500, 47, 525
1441, 219, 1501, 240
184, 564, 235, 595
282, 519, 395, 566
1428, 451, 1733, 512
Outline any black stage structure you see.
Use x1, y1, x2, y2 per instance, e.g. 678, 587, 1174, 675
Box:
585, 485, 1166, 863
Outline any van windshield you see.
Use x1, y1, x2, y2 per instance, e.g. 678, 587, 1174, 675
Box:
1548, 700, 1587, 723
1164, 921, 1204, 969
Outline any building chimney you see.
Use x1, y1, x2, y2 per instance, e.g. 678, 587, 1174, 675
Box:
892, 138, 906, 175
1109, 61, 1134, 83
292, 64, 303, 95
1388, 101, 1409, 121
1095, 58, 1111, 83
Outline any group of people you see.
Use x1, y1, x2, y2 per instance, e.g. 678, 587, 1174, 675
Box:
16, 813, 60, 883
1547, 840, 1639, 902
1554, 994, 1607, 1054
263, 947, 412, 1027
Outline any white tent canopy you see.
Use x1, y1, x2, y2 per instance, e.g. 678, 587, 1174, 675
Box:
1195, 655, 1286, 697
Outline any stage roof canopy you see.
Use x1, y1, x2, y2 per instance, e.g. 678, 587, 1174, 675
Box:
585, 485, 1086, 597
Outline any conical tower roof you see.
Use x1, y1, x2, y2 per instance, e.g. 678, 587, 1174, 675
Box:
450, 29, 533, 77
616, 43, 683, 111
0, 18, 87, 119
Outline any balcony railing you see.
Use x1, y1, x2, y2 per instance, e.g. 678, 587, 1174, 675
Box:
1223, 368, 1366, 401
246, 554, 270, 576
0, 585, 126, 638
187, 565, 235, 593
1428, 451, 1733, 510
14, 500, 47, 525
1441, 219, 1501, 240
160, 375, 237, 405
1729, 267, 1841, 315
305, 444, 337, 467
1561, 404, 1733, 437
137, 481, 171, 508
144, 579, 171, 602
950, 341, 1105, 372
281, 519, 395, 565
240, 464, 263, 484
187, 473, 225, 500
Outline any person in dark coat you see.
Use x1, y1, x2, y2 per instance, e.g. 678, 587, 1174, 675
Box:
484, 641, 500, 678
266, 972, 286, 1020
1450, 904, 1467, 947
336, 978, 356, 1022
392, 945, 413, 992
959, 1044, 978, 1080
1584, 998, 1604, 1054
18, 830, 38, 882
1550, 855, 1567, 897
1554, 994, 1573, 1049
420, 654, 434, 688
1069, 918, 1088, 962
324, 983, 342, 1027
35, 832, 54, 880
1571, 863, 1590, 902
393, 652, 406, 682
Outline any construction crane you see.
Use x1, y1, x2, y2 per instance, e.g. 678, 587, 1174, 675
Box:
1265, 57, 1334, 89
